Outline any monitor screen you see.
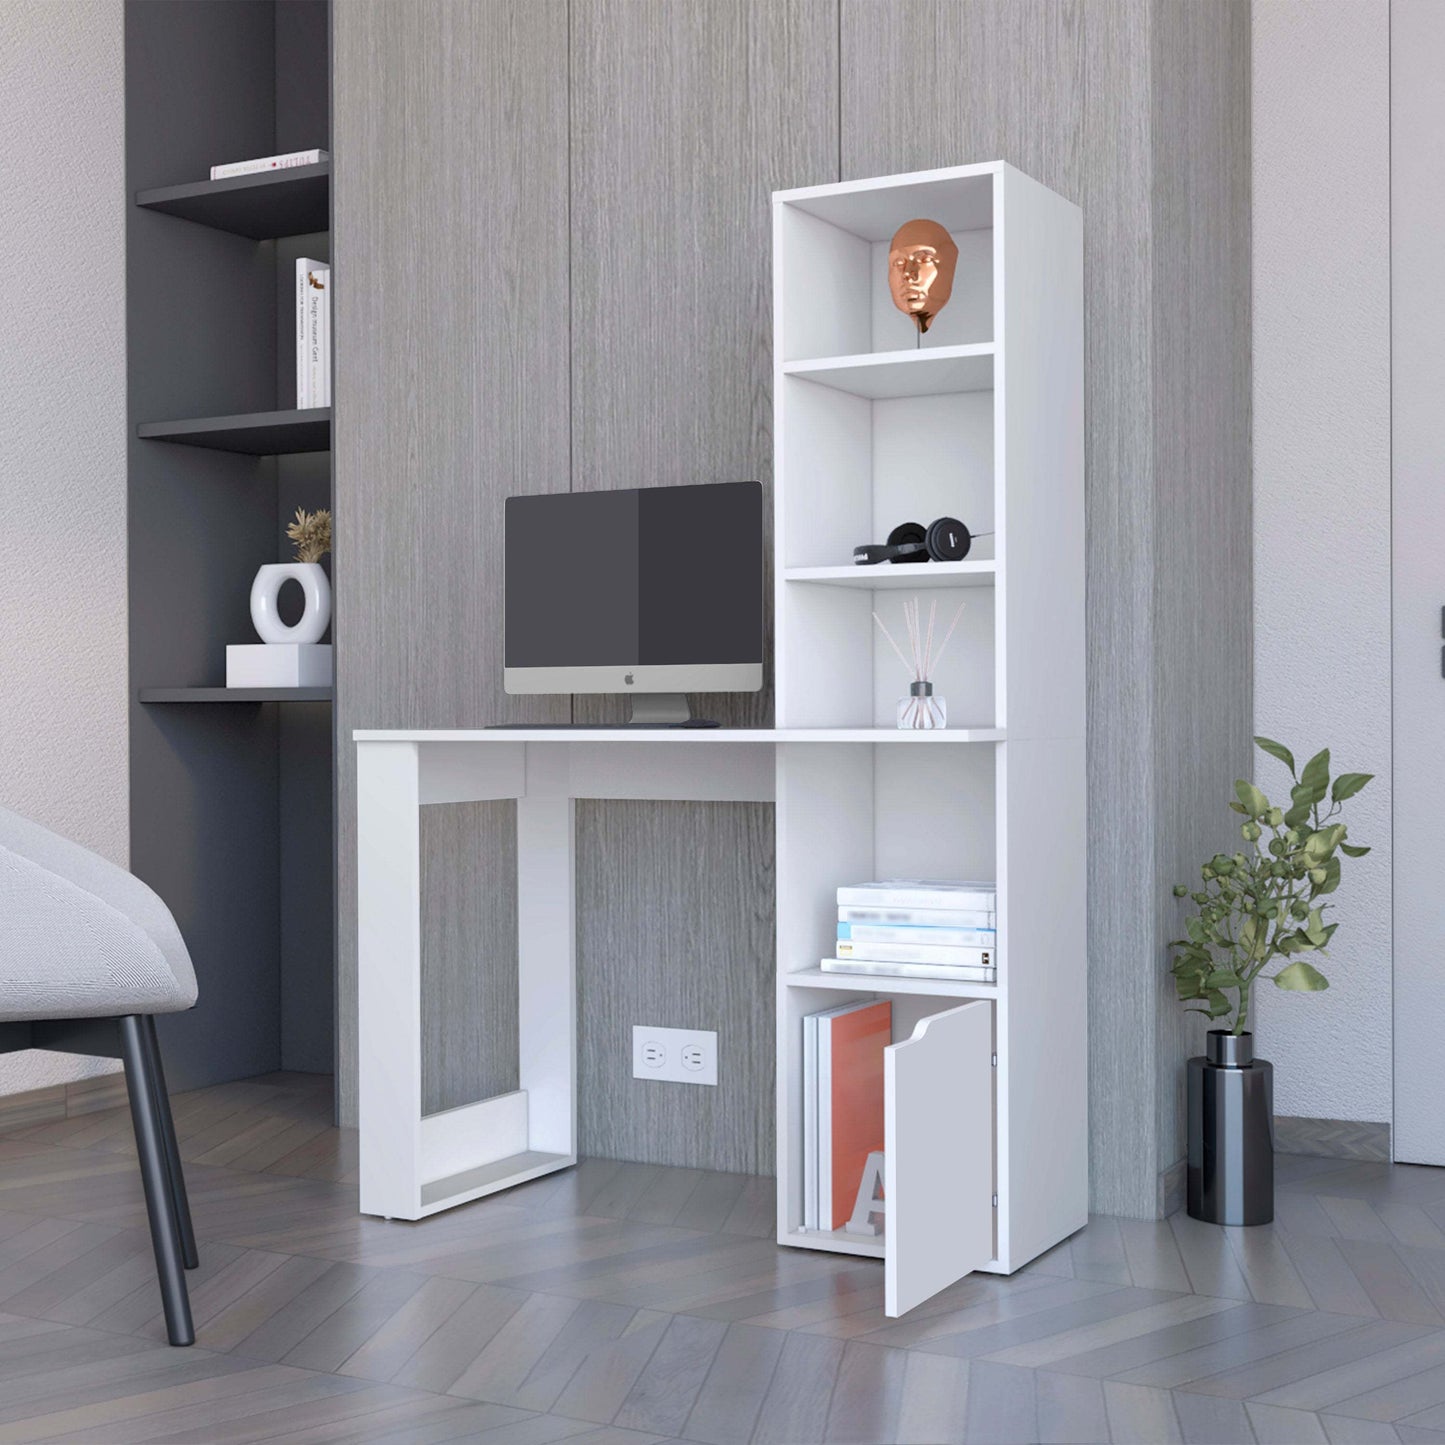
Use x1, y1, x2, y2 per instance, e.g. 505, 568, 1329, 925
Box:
503, 481, 763, 695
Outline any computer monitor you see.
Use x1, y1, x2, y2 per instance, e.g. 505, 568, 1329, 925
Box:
503, 480, 764, 726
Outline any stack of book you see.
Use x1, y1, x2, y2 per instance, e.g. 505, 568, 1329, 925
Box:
823, 879, 998, 983
803, 999, 890, 1235
295, 259, 331, 409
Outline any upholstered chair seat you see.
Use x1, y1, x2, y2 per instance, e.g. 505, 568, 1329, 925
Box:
0, 808, 197, 1021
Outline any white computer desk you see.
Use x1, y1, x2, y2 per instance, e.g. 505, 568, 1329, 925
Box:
353, 725, 999, 1220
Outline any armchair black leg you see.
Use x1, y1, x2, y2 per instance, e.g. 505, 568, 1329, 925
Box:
120, 1015, 194, 1346
140, 1015, 198, 1269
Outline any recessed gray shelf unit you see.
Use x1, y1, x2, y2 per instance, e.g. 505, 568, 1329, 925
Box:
138, 408, 331, 455
126, 0, 336, 1094
135, 162, 331, 239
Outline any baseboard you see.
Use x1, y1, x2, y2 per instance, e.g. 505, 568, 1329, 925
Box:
1158, 1157, 1186, 1218
0, 1071, 127, 1133
1275, 1115, 1390, 1161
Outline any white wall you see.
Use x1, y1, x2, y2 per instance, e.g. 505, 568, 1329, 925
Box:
1252, 0, 1392, 1124
1390, 0, 1445, 1165
0, 0, 128, 1090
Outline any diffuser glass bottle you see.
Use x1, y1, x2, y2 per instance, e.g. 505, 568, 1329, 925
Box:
875, 596, 964, 732
897, 681, 946, 730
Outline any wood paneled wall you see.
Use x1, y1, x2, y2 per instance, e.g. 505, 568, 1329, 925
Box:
334, 0, 1250, 1213
332, 0, 571, 1118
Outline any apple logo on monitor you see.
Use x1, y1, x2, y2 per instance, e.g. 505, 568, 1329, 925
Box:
624, 672, 634, 685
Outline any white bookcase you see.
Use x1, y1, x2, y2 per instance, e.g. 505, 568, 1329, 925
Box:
772, 162, 1087, 1315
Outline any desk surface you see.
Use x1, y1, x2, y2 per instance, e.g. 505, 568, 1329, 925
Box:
353, 727, 1008, 744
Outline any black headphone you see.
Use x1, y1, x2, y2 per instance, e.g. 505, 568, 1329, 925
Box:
853, 517, 972, 566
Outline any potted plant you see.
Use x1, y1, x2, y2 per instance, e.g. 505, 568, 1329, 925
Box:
1170, 736, 1372, 1225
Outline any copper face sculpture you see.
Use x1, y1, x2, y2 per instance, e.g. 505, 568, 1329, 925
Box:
888, 219, 959, 334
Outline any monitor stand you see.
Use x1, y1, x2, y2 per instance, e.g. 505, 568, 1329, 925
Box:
487, 694, 720, 730
628, 693, 702, 726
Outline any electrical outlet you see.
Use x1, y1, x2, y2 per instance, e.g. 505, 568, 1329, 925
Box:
632, 1026, 718, 1086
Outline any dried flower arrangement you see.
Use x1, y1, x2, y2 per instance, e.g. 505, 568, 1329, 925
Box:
286, 508, 332, 564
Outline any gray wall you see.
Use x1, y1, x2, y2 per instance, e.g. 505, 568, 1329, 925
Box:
0, 0, 129, 1094
334, 0, 1251, 1212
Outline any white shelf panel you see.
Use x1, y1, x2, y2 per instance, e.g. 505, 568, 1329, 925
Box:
783, 344, 994, 400
356, 727, 1005, 744
418, 1150, 573, 1215
784, 968, 1000, 1000
782, 1227, 1006, 1273
785, 561, 996, 590
776, 163, 997, 241
787, 729, 1004, 743
780, 1227, 885, 1259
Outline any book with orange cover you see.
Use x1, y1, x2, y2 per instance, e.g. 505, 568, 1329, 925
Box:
818, 999, 891, 1231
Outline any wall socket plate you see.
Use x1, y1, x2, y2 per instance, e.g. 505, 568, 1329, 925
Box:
631, 1026, 718, 1086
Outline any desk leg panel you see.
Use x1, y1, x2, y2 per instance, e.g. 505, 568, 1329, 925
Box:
518, 797, 577, 1159
357, 742, 423, 1218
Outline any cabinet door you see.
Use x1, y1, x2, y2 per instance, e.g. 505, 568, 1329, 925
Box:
885, 1000, 994, 1316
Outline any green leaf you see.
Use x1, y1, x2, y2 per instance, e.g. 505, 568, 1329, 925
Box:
1254, 736, 1296, 776
1175, 973, 1207, 1000
1235, 780, 1269, 817
1332, 772, 1374, 803
1313, 856, 1342, 896
1300, 748, 1331, 797
1273, 960, 1330, 992
1305, 908, 1327, 946
1204, 970, 1244, 989
1340, 843, 1371, 858
1206, 990, 1233, 1018
1284, 785, 1315, 829
1228, 801, 1248, 815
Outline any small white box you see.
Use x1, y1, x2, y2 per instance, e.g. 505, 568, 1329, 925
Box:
226, 643, 333, 688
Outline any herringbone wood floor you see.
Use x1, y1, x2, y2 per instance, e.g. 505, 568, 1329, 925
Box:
0, 1075, 1439, 1441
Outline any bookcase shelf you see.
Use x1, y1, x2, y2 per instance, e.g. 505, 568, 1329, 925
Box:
137, 408, 331, 456
783, 344, 994, 400
135, 163, 330, 240
784, 561, 996, 590
139, 687, 333, 703
783, 968, 999, 1000
773, 162, 1085, 1315
782, 1227, 885, 1260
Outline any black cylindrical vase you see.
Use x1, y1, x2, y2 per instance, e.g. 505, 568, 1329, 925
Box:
1187, 1030, 1274, 1225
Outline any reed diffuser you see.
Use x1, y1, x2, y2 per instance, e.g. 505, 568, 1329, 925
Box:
874, 596, 966, 730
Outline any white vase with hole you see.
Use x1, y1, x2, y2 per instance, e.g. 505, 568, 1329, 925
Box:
250, 562, 331, 643
227, 563, 333, 688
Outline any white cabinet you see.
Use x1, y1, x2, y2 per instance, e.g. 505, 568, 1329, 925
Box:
772, 163, 1086, 1315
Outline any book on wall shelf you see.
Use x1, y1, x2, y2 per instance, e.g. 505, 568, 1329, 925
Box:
211, 147, 328, 179
822, 879, 999, 984
296, 259, 331, 409
803, 999, 891, 1234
